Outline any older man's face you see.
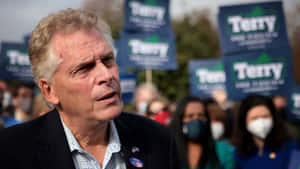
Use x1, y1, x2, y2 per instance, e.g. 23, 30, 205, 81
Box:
51, 28, 122, 121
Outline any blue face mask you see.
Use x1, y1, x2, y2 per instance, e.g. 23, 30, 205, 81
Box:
182, 119, 208, 142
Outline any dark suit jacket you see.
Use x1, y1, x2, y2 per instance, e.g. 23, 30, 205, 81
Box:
0, 109, 179, 169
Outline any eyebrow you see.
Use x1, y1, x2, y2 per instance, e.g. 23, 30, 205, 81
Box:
102, 51, 114, 58
70, 50, 114, 72
69, 60, 91, 74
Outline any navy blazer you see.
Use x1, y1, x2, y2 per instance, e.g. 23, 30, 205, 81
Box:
0, 109, 179, 169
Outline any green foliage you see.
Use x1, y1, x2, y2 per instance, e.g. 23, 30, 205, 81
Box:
139, 13, 221, 101
107, 19, 123, 40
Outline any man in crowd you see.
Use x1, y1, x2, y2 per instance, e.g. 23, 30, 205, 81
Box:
0, 9, 178, 169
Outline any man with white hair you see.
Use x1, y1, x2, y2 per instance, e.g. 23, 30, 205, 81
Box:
0, 9, 179, 169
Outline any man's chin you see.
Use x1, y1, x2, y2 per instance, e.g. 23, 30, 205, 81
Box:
95, 106, 122, 121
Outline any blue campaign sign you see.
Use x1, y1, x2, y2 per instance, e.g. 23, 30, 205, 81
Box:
189, 59, 226, 98
0, 42, 34, 82
119, 31, 177, 70
120, 73, 137, 104
218, 1, 289, 55
113, 39, 125, 72
223, 48, 294, 100
124, 0, 171, 32
24, 35, 31, 46
286, 86, 300, 123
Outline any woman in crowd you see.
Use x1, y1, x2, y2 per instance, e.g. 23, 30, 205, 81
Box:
170, 96, 236, 169
206, 100, 232, 141
232, 94, 298, 169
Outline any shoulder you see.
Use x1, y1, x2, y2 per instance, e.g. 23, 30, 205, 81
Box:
215, 141, 236, 169
115, 112, 171, 135
0, 113, 51, 165
115, 113, 180, 169
281, 139, 298, 150
114, 112, 174, 145
216, 140, 235, 152
233, 147, 244, 162
0, 112, 50, 148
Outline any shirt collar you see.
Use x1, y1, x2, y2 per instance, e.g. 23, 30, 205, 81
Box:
60, 117, 121, 154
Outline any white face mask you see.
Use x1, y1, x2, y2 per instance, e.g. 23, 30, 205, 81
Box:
211, 122, 225, 140
138, 102, 148, 114
18, 98, 32, 113
247, 118, 273, 140
2, 92, 13, 108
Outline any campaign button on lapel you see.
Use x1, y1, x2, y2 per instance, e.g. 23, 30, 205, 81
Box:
269, 152, 276, 159
129, 157, 144, 168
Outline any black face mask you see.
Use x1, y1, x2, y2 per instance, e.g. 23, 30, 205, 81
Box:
182, 119, 208, 143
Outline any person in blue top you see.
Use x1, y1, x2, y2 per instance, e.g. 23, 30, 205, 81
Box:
2, 105, 20, 127
232, 94, 298, 169
170, 96, 236, 169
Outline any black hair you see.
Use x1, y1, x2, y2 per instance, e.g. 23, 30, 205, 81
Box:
170, 96, 221, 168
232, 94, 290, 156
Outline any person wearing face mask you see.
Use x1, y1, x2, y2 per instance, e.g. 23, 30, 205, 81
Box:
206, 100, 232, 142
272, 95, 300, 145
13, 84, 33, 122
232, 94, 299, 169
170, 96, 236, 169
133, 83, 160, 115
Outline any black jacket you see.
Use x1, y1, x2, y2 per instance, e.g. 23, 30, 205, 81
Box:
0, 109, 179, 169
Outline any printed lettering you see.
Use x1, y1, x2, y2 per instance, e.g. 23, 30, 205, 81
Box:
233, 62, 283, 80
6, 50, 30, 66
130, 2, 165, 21
196, 69, 225, 83
129, 40, 169, 57
228, 15, 276, 33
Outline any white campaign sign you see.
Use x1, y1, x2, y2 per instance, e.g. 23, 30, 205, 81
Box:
130, 1, 165, 21
292, 94, 300, 108
228, 15, 276, 33
196, 69, 225, 83
233, 62, 283, 80
6, 50, 30, 66
129, 40, 169, 57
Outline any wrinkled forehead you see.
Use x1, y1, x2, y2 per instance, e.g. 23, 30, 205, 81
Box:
52, 28, 110, 57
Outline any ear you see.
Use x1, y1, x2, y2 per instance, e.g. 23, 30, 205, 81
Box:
39, 78, 59, 105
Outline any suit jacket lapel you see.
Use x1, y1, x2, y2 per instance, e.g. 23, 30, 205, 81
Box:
115, 114, 149, 169
34, 111, 149, 169
35, 110, 75, 169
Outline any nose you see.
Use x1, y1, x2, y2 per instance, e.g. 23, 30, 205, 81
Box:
94, 62, 113, 85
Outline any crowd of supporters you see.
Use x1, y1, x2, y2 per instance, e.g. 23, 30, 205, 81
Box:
0, 80, 299, 169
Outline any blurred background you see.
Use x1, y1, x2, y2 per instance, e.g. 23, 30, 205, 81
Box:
1, 1, 300, 168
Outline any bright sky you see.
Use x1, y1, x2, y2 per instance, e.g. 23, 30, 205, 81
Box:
0, 0, 299, 44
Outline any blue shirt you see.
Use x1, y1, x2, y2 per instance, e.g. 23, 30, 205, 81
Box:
234, 139, 298, 169
61, 119, 126, 169
3, 115, 20, 127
